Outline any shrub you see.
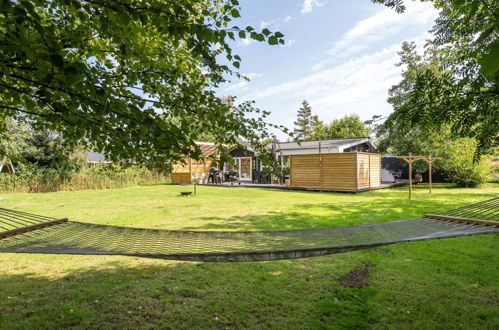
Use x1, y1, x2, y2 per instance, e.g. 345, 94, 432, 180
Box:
437, 139, 492, 188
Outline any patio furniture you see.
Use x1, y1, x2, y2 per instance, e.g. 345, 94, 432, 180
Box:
252, 170, 261, 183
215, 171, 223, 185
207, 168, 218, 184
226, 169, 239, 185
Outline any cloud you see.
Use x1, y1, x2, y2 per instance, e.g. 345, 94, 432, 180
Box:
238, 37, 255, 46
312, 1, 437, 70
281, 39, 296, 47
259, 20, 270, 30
284, 15, 293, 22
224, 73, 263, 92
301, 0, 326, 14
224, 80, 250, 92
241, 38, 428, 129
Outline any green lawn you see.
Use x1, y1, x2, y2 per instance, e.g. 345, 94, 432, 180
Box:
0, 183, 498, 329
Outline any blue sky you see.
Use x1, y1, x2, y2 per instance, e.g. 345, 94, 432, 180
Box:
217, 0, 439, 138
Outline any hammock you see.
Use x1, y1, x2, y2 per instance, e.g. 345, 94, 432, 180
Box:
0, 198, 497, 262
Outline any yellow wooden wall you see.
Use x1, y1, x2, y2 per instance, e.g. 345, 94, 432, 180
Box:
356, 153, 381, 189
290, 152, 381, 192
171, 158, 213, 184
368, 153, 381, 188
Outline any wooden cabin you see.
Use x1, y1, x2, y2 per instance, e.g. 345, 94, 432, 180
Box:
289, 152, 381, 192
276, 138, 380, 192
170, 142, 219, 184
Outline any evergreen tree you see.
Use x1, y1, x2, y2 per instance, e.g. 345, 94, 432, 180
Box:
293, 100, 313, 139
309, 115, 371, 140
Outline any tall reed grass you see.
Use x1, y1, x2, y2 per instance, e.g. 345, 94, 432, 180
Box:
0, 165, 170, 193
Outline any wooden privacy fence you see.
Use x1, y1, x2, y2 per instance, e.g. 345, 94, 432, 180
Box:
289, 152, 381, 192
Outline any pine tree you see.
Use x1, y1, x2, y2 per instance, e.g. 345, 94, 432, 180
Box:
293, 100, 313, 139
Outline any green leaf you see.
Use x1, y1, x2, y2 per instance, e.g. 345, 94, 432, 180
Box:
268, 36, 278, 45
262, 28, 271, 36
231, 9, 240, 18
238, 30, 246, 39
478, 41, 499, 80
233, 61, 240, 69
274, 31, 284, 38
49, 54, 64, 68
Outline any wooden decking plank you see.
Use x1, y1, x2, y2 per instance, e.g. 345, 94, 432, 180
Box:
0, 218, 68, 239
424, 214, 499, 227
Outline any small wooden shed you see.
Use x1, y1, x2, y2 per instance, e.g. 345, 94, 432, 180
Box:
171, 142, 218, 184
289, 152, 381, 192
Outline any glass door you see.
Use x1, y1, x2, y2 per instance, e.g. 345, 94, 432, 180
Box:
239, 157, 252, 181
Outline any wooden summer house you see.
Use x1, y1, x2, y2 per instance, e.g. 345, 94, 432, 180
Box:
170, 142, 219, 184
275, 138, 381, 192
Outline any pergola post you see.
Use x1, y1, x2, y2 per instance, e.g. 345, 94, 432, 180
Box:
398, 152, 424, 200
398, 153, 440, 199
423, 155, 440, 194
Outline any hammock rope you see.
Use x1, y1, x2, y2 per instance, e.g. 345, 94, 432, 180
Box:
0, 198, 497, 262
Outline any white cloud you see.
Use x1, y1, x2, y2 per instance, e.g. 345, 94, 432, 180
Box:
241, 39, 427, 129
224, 73, 263, 92
301, 0, 326, 14
245, 72, 264, 79
260, 20, 270, 30
281, 39, 296, 47
224, 80, 250, 92
312, 1, 437, 70
284, 15, 293, 22
238, 37, 255, 46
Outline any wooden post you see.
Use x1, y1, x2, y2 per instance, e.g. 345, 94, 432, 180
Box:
428, 160, 432, 194
422, 155, 440, 194
397, 152, 426, 200
408, 154, 412, 199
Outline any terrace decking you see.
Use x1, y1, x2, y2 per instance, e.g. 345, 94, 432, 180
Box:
196, 180, 407, 192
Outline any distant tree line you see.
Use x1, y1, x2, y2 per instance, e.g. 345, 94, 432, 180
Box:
291, 40, 496, 188
292, 100, 371, 141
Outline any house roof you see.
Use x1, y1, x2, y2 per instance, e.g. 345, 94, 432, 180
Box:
273, 138, 375, 156
87, 151, 111, 164
195, 142, 219, 158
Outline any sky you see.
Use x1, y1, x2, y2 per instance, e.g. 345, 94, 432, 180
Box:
217, 0, 439, 138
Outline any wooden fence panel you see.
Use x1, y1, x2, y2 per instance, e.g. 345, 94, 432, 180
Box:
322, 153, 357, 192
290, 152, 381, 192
369, 154, 381, 187
357, 153, 370, 189
289, 154, 322, 189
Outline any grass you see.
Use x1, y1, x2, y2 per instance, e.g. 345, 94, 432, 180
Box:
0, 183, 497, 329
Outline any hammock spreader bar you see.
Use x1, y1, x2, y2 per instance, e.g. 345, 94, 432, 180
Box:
0, 198, 497, 262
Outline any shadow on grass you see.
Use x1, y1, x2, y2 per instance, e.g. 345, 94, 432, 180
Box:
180, 190, 495, 231
0, 255, 374, 329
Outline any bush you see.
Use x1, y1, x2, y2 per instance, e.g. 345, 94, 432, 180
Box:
437, 139, 492, 188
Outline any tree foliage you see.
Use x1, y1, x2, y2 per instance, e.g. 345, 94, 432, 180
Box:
377, 122, 492, 187
377, 42, 492, 187
309, 115, 371, 141
0, 122, 84, 173
376, 0, 499, 159
293, 100, 317, 139
0, 0, 286, 168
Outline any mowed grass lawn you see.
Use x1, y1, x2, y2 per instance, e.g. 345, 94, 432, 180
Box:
0, 183, 498, 329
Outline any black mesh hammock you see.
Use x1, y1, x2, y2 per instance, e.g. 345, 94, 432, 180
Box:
0, 197, 498, 262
